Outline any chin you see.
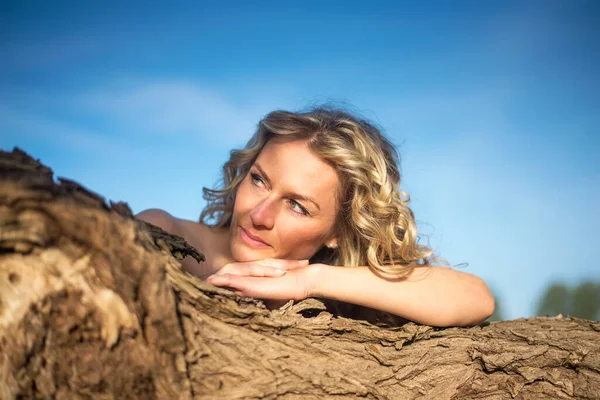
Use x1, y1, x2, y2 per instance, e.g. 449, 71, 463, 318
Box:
230, 242, 273, 263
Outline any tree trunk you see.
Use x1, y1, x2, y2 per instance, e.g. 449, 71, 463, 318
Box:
1, 148, 598, 400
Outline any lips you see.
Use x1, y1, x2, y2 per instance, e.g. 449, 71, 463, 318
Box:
240, 227, 271, 248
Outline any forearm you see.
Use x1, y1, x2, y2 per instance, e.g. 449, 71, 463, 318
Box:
310, 265, 495, 327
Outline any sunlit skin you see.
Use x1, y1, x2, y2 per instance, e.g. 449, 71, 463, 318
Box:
137, 138, 496, 326
228, 137, 340, 263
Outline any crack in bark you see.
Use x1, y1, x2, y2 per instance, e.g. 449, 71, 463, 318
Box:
2, 148, 600, 399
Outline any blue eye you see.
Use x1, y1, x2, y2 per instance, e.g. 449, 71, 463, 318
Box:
290, 200, 309, 216
250, 172, 265, 187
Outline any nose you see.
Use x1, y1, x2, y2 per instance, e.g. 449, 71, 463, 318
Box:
249, 196, 276, 229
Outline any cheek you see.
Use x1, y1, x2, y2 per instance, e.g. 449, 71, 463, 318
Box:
232, 181, 252, 215
278, 221, 331, 250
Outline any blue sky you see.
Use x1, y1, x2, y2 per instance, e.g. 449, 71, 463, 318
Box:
1, 0, 598, 320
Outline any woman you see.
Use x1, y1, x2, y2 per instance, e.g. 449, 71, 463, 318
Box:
138, 107, 494, 327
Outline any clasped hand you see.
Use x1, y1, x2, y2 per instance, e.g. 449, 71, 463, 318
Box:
205, 258, 318, 303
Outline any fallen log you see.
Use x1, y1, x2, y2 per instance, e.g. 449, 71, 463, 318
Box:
1, 148, 598, 399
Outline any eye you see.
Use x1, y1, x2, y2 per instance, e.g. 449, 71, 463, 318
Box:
289, 200, 310, 216
250, 172, 266, 188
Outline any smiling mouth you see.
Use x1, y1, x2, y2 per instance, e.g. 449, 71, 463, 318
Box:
240, 227, 271, 248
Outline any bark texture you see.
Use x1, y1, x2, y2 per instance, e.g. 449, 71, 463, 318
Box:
1, 148, 599, 400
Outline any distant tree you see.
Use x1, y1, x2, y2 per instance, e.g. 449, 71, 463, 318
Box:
536, 283, 570, 317
3, 148, 600, 400
571, 282, 600, 320
536, 281, 599, 321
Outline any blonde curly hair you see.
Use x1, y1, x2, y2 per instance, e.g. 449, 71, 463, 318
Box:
201, 106, 434, 277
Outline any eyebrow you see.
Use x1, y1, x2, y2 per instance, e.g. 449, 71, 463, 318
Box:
254, 163, 321, 211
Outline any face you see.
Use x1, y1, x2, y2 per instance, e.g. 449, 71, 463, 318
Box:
229, 138, 340, 262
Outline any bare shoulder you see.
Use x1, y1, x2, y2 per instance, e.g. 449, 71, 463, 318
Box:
136, 209, 229, 277
136, 208, 214, 249
136, 208, 178, 234
176, 219, 217, 248
176, 220, 231, 271
175, 218, 232, 276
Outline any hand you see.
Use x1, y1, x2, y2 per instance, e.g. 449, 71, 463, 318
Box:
205, 259, 320, 302
212, 258, 309, 278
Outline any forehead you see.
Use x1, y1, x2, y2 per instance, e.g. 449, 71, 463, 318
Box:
256, 138, 340, 199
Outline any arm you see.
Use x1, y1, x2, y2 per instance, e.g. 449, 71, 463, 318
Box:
310, 264, 495, 327
207, 261, 495, 327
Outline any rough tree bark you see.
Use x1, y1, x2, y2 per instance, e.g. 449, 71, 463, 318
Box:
0, 148, 598, 400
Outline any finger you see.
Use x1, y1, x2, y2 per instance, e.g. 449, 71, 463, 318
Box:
216, 262, 287, 277
205, 273, 234, 287
206, 274, 298, 301
206, 274, 251, 295
248, 263, 287, 277
257, 258, 309, 270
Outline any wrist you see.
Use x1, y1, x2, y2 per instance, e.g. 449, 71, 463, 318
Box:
306, 263, 327, 297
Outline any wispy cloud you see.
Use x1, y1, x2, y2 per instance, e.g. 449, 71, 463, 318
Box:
0, 104, 119, 155
2, 80, 291, 153
77, 81, 276, 147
